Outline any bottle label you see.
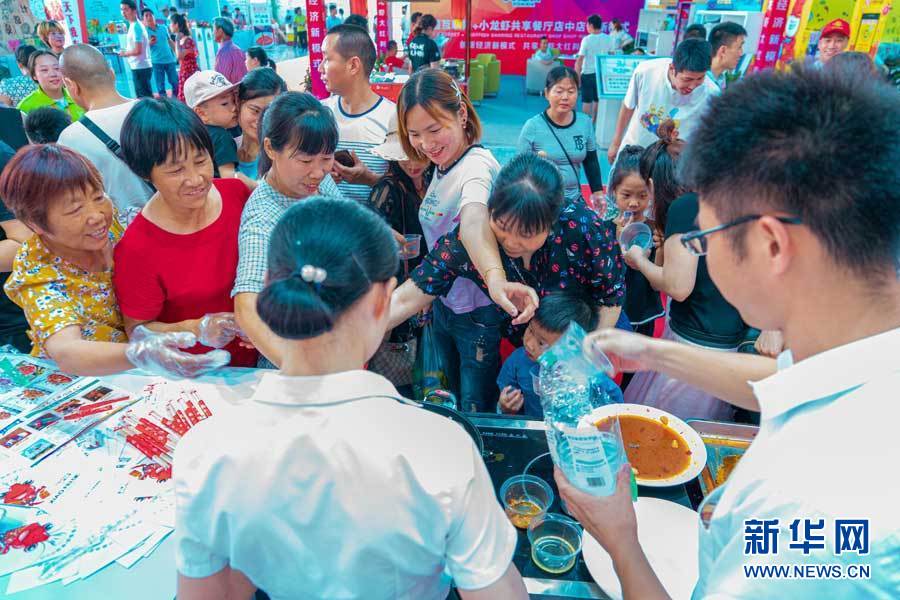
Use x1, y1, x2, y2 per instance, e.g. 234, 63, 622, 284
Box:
561, 426, 618, 496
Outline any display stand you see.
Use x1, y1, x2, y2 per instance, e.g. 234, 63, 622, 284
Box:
594, 54, 652, 149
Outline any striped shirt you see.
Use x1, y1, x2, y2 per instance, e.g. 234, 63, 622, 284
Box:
232, 175, 342, 297
323, 95, 396, 205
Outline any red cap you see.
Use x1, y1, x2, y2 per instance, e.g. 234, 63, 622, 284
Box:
821, 19, 850, 38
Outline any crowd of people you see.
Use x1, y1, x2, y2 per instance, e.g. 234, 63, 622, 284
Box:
0, 10, 896, 600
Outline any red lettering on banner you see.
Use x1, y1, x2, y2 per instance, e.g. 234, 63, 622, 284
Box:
306, 0, 328, 98
753, 0, 791, 70
374, 0, 389, 53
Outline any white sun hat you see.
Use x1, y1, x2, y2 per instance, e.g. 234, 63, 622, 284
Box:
371, 131, 408, 162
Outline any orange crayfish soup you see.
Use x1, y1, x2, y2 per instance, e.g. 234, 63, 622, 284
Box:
596, 415, 692, 480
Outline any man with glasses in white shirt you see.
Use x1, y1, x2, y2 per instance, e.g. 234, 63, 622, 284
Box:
561, 66, 900, 598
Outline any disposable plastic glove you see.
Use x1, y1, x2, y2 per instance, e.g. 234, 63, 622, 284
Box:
198, 312, 243, 349
125, 325, 230, 378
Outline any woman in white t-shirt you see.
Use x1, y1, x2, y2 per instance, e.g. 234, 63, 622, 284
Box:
396, 69, 537, 412
174, 198, 527, 600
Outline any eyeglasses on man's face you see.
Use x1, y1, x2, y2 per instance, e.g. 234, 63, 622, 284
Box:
680, 214, 803, 256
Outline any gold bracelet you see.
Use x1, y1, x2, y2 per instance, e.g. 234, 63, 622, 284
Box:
483, 266, 505, 278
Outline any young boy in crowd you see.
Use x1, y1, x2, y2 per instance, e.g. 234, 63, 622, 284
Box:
383, 40, 405, 72
24, 106, 71, 143
498, 293, 623, 419
184, 70, 241, 178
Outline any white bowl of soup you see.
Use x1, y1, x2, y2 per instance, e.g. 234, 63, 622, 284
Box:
579, 404, 707, 487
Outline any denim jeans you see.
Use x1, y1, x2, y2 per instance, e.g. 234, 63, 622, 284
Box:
153, 62, 179, 96
431, 301, 503, 414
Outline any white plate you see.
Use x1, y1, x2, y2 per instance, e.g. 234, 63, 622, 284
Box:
578, 403, 707, 487
582, 497, 699, 600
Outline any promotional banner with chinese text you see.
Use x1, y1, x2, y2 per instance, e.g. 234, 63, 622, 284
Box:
413, 0, 644, 75
306, 0, 329, 98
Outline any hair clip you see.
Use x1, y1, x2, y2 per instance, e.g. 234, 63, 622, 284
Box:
451, 81, 462, 101
300, 264, 327, 284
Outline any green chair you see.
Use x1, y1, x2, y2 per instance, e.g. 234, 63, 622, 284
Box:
475, 53, 501, 97
475, 53, 496, 66
550, 47, 564, 66
467, 62, 484, 105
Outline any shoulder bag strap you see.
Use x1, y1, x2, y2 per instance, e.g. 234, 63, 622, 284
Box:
80, 116, 156, 193
541, 112, 580, 182
80, 116, 124, 160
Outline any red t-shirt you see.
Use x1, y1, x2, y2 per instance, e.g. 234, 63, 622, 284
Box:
384, 55, 405, 72
113, 179, 258, 367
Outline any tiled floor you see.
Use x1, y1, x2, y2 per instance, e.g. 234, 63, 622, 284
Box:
477, 74, 612, 182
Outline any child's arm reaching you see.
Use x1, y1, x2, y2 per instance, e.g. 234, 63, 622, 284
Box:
499, 386, 524, 414
496, 357, 524, 414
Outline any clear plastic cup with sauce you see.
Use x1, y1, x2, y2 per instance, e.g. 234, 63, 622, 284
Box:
399, 234, 422, 260
500, 474, 554, 529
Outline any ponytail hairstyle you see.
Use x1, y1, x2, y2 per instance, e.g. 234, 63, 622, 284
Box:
239, 66, 286, 102
488, 152, 564, 236
608, 145, 644, 192
170, 13, 190, 37
418, 14, 437, 33
258, 91, 338, 177
247, 46, 277, 70
397, 68, 482, 162
257, 197, 399, 339
640, 120, 686, 231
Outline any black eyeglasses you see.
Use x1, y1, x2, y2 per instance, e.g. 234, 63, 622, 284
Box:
680, 214, 803, 256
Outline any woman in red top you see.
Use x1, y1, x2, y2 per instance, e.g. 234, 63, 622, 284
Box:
170, 14, 199, 103
114, 98, 258, 367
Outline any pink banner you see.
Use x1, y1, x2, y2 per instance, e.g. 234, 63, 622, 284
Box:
421, 0, 643, 75
754, 0, 791, 70
375, 0, 389, 54
306, 0, 328, 98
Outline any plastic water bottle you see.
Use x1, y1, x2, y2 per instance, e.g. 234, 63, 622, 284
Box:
538, 323, 625, 496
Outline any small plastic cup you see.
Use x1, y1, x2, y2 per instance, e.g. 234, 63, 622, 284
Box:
619, 221, 653, 251
399, 234, 422, 260
528, 513, 583, 574
499, 474, 554, 530
584, 342, 615, 376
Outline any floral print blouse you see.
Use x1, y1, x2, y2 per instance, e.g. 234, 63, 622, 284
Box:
412, 201, 626, 309
3, 221, 126, 357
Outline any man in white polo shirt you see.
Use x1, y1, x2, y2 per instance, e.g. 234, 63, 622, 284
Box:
565, 66, 900, 598
607, 38, 718, 164
319, 24, 396, 206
